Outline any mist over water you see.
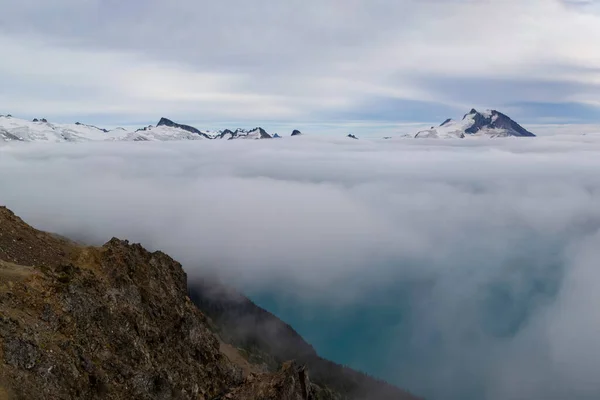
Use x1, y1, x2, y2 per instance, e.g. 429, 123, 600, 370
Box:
2, 136, 600, 399
248, 248, 564, 400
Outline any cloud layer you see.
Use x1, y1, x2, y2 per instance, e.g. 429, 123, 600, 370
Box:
1, 0, 600, 125
2, 136, 600, 399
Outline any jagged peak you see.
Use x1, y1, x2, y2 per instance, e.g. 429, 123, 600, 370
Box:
154, 118, 211, 138
249, 127, 272, 139
156, 117, 175, 127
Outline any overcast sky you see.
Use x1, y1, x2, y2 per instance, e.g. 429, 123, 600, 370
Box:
1, 0, 600, 129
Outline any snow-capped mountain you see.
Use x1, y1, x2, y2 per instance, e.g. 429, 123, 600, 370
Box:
0, 115, 275, 142
0, 115, 127, 142
415, 109, 536, 138
0, 110, 536, 143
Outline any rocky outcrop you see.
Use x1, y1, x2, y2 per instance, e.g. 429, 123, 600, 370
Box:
0, 213, 242, 398
0, 207, 420, 399
291, 130, 302, 136
224, 361, 330, 400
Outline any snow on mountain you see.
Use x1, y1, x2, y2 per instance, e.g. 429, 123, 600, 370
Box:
0, 115, 126, 142
216, 127, 272, 140
0, 115, 277, 143
0, 110, 536, 143
415, 109, 536, 139
235, 127, 272, 139
154, 118, 213, 139
123, 125, 208, 141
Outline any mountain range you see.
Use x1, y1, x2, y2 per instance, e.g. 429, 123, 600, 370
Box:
0, 109, 535, 142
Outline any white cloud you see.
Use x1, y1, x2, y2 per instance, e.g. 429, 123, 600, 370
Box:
2, 137, 600, 398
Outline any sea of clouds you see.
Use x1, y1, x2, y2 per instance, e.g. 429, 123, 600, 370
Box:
2, 135, 600, 399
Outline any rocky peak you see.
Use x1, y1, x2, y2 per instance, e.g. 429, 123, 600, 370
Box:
156, 117, 176, 128
291, 130, 302, 136
463, 109, 535, 137
156, 118, 211, 139
250, 127, 272, 139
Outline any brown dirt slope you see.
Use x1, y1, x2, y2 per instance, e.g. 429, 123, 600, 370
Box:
0, 207, 73, 268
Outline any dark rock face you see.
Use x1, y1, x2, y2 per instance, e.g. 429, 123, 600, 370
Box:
219, 128, 272, 139
464, 110, 535, 137
347, 134, 358, 140
254, 127, 272, 139
32, 119, 39, 122
291, 130, 302, 136
440, 118, 453, 127
157, 117, 211, 139
219, 129, 236, 139
273, 133, 282, 138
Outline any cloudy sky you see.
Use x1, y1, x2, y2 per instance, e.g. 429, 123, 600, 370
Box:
1, 0, 600, 130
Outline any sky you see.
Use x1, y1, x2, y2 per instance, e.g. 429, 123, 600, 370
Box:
3, 136, 600, 399
1, 0, 600, 132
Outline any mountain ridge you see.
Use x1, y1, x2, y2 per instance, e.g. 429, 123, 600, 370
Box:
0, 206, 421, 400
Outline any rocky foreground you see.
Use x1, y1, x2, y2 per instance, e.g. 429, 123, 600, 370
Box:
0, 206, 419, 400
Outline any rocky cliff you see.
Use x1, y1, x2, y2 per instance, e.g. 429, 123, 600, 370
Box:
0, 206, 420, 400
